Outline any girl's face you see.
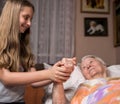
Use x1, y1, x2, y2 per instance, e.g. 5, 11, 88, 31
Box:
19, 6, 34, 33
80, 58, 106, 79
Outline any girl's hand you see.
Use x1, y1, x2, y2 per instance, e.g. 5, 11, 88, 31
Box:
49, 61, 74, 83
49, 57, 76, 83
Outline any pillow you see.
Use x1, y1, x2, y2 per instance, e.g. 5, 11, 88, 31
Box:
43, 63, 52, 69
107, 65, 120, 77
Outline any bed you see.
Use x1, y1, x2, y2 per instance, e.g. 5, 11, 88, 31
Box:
70, 64, 120, 104
43, 63, 120, 104
25, 63, 120, 104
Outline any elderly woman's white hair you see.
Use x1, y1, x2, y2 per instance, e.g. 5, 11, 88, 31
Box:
80, 55, 106, 66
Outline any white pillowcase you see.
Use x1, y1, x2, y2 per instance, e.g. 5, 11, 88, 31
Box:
107, 65, 120, 77
43, 63, 52, 69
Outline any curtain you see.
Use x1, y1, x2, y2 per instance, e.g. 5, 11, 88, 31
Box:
29, 0, 75, 64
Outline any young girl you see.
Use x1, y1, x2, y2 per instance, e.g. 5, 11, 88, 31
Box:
0, 0, 75, 104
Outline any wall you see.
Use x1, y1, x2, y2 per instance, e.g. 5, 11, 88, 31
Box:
75, 0, 120, 65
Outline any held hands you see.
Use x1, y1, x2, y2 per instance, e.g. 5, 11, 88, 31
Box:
61, 57, 76, 68
49, 57, 76, 83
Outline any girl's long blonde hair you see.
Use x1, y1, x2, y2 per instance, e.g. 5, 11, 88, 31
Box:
0, 0, 35, 72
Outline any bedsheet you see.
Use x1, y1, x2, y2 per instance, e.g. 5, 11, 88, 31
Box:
71, 77, 120, 104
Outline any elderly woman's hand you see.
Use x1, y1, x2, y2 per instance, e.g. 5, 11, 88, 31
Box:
62, 57, 76, 66
61, 57, 76, 76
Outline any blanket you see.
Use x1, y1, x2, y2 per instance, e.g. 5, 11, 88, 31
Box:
71, 77, 120, 104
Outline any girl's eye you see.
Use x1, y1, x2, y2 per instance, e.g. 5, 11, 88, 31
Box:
23, 15, 32, 22
23, 15, 29, 20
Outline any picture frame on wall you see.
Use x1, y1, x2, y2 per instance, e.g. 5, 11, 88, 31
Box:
81, 0, 110, 13
113, 0, 120, 47
84, 17, 108, 36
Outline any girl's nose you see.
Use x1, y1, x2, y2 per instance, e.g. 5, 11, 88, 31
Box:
27, 20, 31, 27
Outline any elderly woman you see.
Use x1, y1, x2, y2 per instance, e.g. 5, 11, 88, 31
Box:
79, 55, 107, 79
52, 55, 120, 104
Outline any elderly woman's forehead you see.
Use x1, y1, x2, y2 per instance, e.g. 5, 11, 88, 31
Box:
81, 57, 98, 65
83, 57, 96, 61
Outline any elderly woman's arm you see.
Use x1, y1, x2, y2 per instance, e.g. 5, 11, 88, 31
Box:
52, 83, 69, 104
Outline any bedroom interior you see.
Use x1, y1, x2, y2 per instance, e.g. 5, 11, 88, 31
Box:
27, 0, 120, 65
0, 0, 120, 104
24, 0, 120, 103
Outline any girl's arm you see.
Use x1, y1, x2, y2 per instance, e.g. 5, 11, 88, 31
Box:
30, 67, 53, 87
30, 57, 76, 88
0, 61, 72, 86
31, 80, 52, 88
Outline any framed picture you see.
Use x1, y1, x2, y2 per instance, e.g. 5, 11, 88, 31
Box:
113, 0, 120, 47
81, 0, 110, 13
84, 17, 108, 36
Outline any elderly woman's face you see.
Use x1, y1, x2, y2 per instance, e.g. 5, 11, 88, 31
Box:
80, 58, 106, 79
